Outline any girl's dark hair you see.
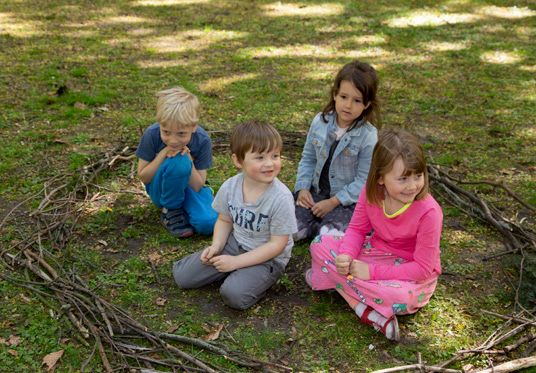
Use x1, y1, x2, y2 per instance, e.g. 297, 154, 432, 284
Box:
321, 60, 381, 129
366, 127, 429, 206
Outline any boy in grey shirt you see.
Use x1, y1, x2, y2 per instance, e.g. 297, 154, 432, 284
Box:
173, 121, 297, 310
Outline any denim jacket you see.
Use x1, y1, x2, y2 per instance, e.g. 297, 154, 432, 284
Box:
294, 112, 377, 206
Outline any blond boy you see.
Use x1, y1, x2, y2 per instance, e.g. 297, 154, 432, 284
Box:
173, 121, 297, 309
136, 87, 217, 237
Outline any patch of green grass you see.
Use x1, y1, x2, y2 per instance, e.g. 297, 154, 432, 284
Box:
0, 281, 98, 371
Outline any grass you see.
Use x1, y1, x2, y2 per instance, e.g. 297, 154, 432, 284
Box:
0, 0, 535, 371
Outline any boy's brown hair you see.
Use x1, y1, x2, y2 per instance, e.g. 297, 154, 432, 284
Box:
231, 121, 283, 162
366, 127, 429, 205
156, 86, 199, 128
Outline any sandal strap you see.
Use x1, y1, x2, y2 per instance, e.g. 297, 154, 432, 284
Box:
165, 214, 188, 226
162, 209, 191, 231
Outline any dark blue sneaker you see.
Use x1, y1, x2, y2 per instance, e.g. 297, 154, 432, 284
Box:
161, 207, 194, 238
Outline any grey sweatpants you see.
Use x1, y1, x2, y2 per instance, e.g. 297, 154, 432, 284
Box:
172, 235, 284, 310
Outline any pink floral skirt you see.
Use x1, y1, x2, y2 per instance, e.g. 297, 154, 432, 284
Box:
309, 234, 438, 318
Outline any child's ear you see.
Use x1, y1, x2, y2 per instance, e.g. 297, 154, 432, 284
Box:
231, 153, 242, 169
378, 176, 384, 185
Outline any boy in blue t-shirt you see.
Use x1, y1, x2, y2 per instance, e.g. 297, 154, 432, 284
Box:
136, 87, 217, 238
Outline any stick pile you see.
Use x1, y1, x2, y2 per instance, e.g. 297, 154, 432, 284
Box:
0, 145, 290, 372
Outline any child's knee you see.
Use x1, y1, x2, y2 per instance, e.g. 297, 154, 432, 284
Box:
219, 284, 255, 310
172, 260, 195, 288
163, 155, 192, 178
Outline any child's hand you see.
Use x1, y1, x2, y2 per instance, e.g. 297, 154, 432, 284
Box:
335, 254, 352, 275
200, 245, 221, 263
350, 260, 370, 280
181, 146, 193, 161
311, 198, 338, 218
296, 190, 314, 209
208, 255, 237, 272
161, 146, 181, 158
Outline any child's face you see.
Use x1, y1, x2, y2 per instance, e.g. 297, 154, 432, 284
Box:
333, 80, 370, 128
233, 148, 282, 185
160, 122, 196, 151
379, 157, 425, 210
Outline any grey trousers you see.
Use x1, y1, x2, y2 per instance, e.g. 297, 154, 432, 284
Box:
172, 235, 284, 310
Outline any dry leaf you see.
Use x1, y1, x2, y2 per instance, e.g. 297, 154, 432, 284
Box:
74, 102, 87, 109
203, 324, 224, 341
8, 335, 21, 346
155, 297, 167, 306
148, 252, 162, 264
97, 239, 108, 246
42, 349, 64, 372
20, 294, 32, 303
8, 349, 18, 357
166, 324, 179, 333
463, 364, 475, 373
0, 338, 6, 345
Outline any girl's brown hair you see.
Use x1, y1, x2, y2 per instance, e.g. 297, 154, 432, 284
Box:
322, 60, 381, 129
366, 128, 429, 205
231, 121, 282, 162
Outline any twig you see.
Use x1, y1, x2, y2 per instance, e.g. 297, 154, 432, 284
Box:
149, 261, 161, 284
481, 310, 536, 326
477, 355, 536, 373
372, 364, 461, 373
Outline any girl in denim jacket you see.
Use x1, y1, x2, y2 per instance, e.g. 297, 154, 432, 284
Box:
294, 61, 381, 241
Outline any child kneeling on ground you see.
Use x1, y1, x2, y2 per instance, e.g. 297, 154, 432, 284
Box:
136, 87, 217, 238
173, 121, 298, 310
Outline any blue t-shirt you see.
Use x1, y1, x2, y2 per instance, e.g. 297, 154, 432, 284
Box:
135, 123, 212, 170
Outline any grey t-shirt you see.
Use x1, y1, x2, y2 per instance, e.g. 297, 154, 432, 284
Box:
213, 173, 298, 266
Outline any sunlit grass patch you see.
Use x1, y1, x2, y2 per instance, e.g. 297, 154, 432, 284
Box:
422, 40, 470, 52
477, 5, 536, 19
134, 0, 211, 5
480, 50, 523, 64
0, 12, 43, 37
260, 2, 344, 17
199, 73, 258, 94
385, 10, 483, 28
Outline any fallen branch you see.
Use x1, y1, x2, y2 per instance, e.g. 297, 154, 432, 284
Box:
477, 355, 536, 373
372, 364, 461, 373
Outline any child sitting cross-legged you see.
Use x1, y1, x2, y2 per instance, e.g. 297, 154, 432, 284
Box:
306, 128, 443, 341
173, 121, 298, 310
136, 87, 218, 238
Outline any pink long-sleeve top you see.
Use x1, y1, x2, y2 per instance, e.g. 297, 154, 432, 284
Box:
339, 188, 443, 282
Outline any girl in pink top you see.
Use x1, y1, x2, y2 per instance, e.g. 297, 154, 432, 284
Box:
306, 128, 443, 341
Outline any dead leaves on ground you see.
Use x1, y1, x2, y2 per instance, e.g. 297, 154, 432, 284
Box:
203, 323, 224, 341
42, 349, 64, 372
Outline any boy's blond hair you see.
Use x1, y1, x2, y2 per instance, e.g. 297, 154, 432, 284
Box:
156, 87, 200, 128
231, 121, 282, 162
